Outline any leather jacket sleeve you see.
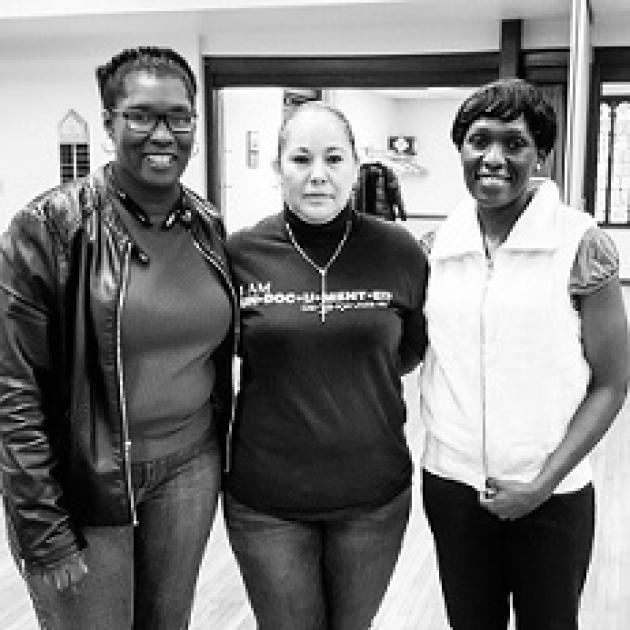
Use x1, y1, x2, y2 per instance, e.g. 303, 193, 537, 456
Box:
206, 216, 235, 466
210, 331, 234, 461
0, 208, 81, 568
186, 193, 237, 464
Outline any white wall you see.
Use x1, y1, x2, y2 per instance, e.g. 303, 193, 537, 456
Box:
592, 14, 630, 46
391, 96, 470, 217
221, 88, 283, 233
523, 17, 571, 48
0, 49, 112, 230
0, 30, 203, 232
330, 90, 395, 158
200, 15, 501, 55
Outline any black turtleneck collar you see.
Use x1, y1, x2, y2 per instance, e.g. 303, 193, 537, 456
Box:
284, 203, 353, 246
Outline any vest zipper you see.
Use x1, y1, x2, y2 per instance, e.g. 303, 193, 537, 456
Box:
116, 241, 138, 525
191, 239, 238, 473
480, 255, 494, 484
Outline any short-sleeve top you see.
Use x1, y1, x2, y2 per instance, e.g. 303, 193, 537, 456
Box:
569, 228, 620, 297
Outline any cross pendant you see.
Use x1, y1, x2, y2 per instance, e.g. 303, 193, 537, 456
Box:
320, 269, 327, 323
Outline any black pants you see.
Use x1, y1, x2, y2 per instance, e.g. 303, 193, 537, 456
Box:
422, 470, 595, 630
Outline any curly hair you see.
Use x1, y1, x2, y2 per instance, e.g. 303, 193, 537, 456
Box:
96, 46, 197, 111
451, 78, 557, 158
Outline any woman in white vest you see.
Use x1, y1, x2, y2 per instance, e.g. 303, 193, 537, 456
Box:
420, 78, 628, 630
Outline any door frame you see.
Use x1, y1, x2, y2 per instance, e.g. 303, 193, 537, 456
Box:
203, 50, 569, 208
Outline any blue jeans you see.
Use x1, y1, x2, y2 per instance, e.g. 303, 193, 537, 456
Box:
223, 486, 411, 630
11, 432, 221, 630
422, 470, 595, 630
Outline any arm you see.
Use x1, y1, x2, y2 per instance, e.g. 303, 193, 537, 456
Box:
0, 211, 85, 586
399, 303, 427, 375
399, 240, 429, 374
481, 278, 629, 519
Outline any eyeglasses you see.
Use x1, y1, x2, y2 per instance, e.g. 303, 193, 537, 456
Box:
109, 109, 197, 134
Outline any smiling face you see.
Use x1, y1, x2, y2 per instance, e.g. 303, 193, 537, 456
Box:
277, 107, 359, 225
105, 69, 195, 200
460, 115, 541, 214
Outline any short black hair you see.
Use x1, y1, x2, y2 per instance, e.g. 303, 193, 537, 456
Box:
96, 46, 197, 111
451, 78, 557, 158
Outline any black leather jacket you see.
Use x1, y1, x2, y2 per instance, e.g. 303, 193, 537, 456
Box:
0, 164, 237, 568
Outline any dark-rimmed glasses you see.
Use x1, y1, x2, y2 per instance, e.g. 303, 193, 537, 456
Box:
109, 109, 197, 134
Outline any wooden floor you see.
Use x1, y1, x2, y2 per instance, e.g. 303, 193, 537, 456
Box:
2, 375, 630, 629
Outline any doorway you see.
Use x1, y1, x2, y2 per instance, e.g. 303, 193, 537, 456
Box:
204, 52, 569, 237
218, 85, 475, 237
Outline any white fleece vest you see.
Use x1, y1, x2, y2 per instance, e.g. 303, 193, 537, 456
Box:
420, 180, 595, 494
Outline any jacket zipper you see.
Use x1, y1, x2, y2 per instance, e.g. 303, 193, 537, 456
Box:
480, 255, 494, 484
116, 241, 138, 525
191, 239, 238, 473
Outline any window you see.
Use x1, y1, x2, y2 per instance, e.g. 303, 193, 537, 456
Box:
587, 48, 630, 222
595, 90, 630, 225
59, 110, 90, 183
60, 142, 90, 184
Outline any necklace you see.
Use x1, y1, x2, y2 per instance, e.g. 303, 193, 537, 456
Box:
285, 218, 352, 323
112, 181, 185, 229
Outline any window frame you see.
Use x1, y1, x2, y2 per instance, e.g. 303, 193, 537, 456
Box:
586, 47, 630, 226
58, 109, 90, 184
59, 141, 90, 184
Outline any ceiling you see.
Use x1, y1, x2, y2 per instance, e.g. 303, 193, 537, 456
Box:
1, 0, 627, 22
0, 0, 628, 44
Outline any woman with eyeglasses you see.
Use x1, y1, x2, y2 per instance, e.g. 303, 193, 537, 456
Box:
0, 46, 235, 629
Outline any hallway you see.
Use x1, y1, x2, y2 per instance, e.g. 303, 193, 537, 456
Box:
1, 363, 629, 629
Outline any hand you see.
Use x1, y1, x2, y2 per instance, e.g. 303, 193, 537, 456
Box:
36, 550, 89, 591
478, 477, 550, 521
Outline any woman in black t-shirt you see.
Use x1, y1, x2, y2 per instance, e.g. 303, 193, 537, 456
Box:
224, 102, 428, 630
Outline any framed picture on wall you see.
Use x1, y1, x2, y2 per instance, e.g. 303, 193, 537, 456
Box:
388, 135, 417, 156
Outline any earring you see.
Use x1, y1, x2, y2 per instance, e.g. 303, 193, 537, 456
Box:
191, 142, 199, 157
101, 138, 115, 154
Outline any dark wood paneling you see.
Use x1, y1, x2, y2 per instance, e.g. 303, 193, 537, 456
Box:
595, 47, 630, 82
204, 53, 500, 89
521, 49, 569, 84
500, 19, 522, 78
